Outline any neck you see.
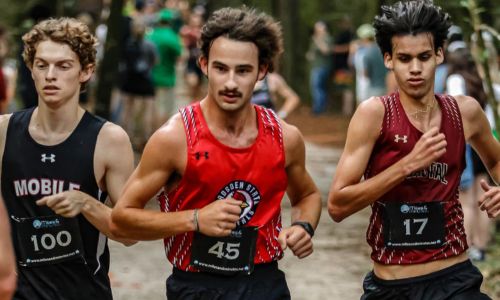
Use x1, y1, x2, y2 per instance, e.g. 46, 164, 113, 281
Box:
201, 98, 256, 136
398, 90, 440, 130
33, 101, 84, 134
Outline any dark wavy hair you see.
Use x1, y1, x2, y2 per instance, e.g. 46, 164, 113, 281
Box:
199, 7, 283, 73
373, 0, 451, 55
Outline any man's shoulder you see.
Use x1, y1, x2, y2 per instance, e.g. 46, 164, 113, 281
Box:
357, 96, 385, 116
150, 113, 186, 147
453, 94, 483, 120
96, 121, 131, 150
0, 113, 12, 128
281, 121, 304, 151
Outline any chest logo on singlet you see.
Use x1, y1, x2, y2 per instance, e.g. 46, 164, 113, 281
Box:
216, 180, 261, 226
394, 134, 408, 143
41, 153, 56, 163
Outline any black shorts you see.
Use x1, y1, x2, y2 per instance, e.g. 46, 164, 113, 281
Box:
361, 260, 491, 300
166, 261, 290, 300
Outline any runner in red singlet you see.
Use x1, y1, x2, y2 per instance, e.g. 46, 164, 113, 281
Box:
111, 7, 321, 300
328, 1, 500, 299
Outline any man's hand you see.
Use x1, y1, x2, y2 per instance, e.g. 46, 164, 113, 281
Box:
197, 199, 242, 237
479, 179, 500, 218
278, 225, 313, 259
36, 190, 89, 218
404, 127, 447, 173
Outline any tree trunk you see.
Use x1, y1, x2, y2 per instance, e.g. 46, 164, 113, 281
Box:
94, 0, 125, 119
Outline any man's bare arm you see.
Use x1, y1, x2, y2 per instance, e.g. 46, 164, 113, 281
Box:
277, 123, 321, 258
459, 95, 500, 217
110, 115, 242, 240
269, 74, 300, 119
0, 196, 16, 300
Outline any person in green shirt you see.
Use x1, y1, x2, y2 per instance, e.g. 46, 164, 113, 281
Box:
147, 9, 182, 128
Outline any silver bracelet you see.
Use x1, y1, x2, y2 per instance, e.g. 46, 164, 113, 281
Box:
193, 209, 199, 232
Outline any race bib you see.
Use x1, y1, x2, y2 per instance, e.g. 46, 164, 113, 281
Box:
383, 202, 445, 249
13, 215, 84, 267
190, 226, 258, 275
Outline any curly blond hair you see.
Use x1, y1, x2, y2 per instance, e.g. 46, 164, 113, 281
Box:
22, 17, 98, 69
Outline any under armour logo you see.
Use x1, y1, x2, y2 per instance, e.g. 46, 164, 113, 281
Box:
41, 153, 56, 163
194, 151, 209, 160
394, 135, 408, 143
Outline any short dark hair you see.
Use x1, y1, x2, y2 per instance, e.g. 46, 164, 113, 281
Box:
199, 7, 283, 73
373, 0, 451, 55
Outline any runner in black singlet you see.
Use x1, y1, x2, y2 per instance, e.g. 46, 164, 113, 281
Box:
0, 18, 135, 300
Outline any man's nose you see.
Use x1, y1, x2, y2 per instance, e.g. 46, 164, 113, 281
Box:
45, 65, 57, 81
409, 59, 422, 74
224, 71, 238, 90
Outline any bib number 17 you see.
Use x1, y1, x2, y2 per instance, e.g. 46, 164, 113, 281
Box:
403, 218, 428, 236
208, 241, 240, 260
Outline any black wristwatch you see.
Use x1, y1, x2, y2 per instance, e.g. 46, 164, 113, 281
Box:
291, 221, 315, 237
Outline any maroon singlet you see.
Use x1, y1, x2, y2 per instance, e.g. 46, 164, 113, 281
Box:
365, 92, 468, 265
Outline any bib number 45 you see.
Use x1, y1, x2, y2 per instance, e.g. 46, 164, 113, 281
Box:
208, 241, 240, 260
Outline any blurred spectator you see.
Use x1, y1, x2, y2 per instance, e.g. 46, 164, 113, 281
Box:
358, 24, 387, 100
163, 0, 188, 33
119, 18, 158, 150
251, 73, 300, 120
350, 24, 371, 104
434, 25, 465, 94
147, 9, 182, 128
446, 48, 491, 262
180, 12, 204, 101
133, 0, 159, 28
332, 16, 354, 115
306, 21, 332, 115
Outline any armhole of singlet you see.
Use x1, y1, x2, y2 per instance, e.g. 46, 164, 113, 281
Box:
257, 105, 285, 168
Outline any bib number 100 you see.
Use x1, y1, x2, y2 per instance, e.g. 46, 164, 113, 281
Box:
208, 242, 240, 260
30, 231, 72, 251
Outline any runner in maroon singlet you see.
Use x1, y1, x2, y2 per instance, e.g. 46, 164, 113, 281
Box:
110, 7, 321, 300
328, 1, 500, 299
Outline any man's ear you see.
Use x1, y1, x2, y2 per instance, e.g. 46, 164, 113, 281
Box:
436, 47, 444, 65
199, 56, 208, 77
384, 53, 393, 70
79, 64, 95, 83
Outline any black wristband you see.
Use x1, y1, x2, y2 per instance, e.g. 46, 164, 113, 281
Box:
291, 221, 314, 237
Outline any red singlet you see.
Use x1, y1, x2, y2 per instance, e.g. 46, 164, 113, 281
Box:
159, 102, 288, 271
